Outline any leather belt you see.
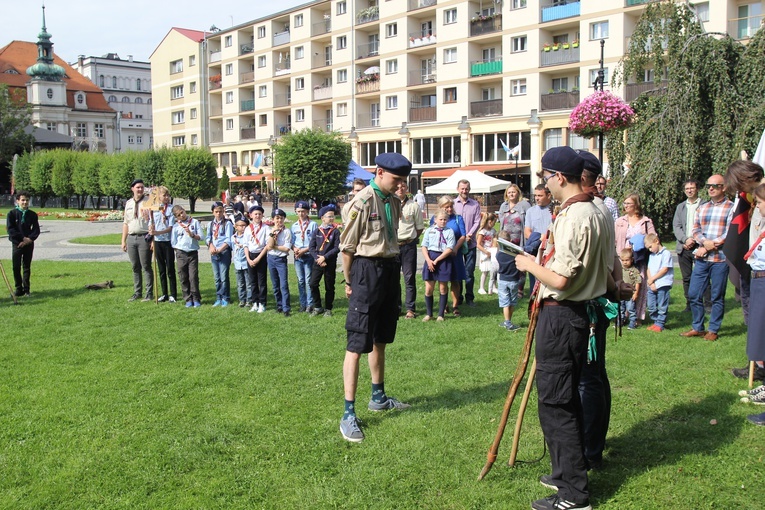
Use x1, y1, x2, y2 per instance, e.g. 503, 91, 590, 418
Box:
542, 297, 584, 307
753, 270, 765, 279
398, 238, 416, 246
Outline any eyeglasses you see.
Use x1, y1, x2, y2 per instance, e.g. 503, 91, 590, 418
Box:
623, 202, 635, 206
540, 171, 557, 184
706, 183, 724, 189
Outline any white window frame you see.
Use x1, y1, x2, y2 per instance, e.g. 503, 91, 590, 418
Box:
296, 109, 305, 122
258, 56, 267, 68
337, 103, 348, 116
386, 59, 398, 74
590, 21, 609, 40
128, 135, 135, 144
295, 46, 304, 59
693, 2, 710, 22
337, 69, 348, 83
295, 77, 305, 90
190, 108, 198, 119
189, 55, 196, 66
386, 95, 398, 110
337, 36, 347, 49
259, 85, 267, 97
337, 1, 346, 15
294, 14, 304, 27
225, 63, 233, 75
544, 128, 563, 150
444, 87, 457, 103
512, 78, 527, 96
258, 26, 266, 38
172, 136, 185, 147
226, 91, 234, 104
511, 0, 527, 9
171, 85, 184, 99
172, 111, 185, 124
191, 134, 198, 145
224, 35, 232, 47
443, 47, 457, 64
93, 123, 104, 138
444, 8, 457, 24
170, 59, 183, 74
589, 68, 610, 87
386, 23, 397, 38
512, 36, 527, 53
190, 81, 197, 94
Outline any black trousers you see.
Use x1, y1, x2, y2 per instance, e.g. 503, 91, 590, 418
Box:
175, 249, 200, 303
399, 239, 418, 312
578, 305, 610, 466
248, 256, 268, 306
154, 241, 177, 298
11, 242, 34, 294
309, 259, 337, 310
536, 302, 590, 504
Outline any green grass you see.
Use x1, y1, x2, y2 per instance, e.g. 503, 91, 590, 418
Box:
68, 234, 123, 245
0, 261, 761, 509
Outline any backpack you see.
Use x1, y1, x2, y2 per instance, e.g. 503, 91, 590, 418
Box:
629, 229, 649, 266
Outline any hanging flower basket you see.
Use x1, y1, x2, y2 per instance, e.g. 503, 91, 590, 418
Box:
568, 90, 635, 139
562, 43, 570, 49
543, 43, 551, 52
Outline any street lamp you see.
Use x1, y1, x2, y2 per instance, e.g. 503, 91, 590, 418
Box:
595, 39, 606, 163
267, 135, 278, 213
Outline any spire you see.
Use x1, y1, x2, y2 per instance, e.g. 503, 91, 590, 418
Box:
26, 4, 65, 81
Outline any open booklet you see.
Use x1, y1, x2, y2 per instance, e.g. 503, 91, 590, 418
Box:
497, 237, 526, 257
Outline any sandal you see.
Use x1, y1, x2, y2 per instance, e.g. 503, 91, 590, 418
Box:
405, 310, 416, 319
453, 308, 461, 317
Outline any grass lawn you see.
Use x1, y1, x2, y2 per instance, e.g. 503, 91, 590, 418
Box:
68, 234, 123, 245
0, 261, 762, 509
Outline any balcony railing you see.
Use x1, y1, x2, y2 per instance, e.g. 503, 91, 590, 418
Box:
240, 44, 253, 55
409, 104, 436, 122
625, 80, 668, 102
470, 98, 503, 118
274, 94, 291, 107
540, 90, 580, 111
312, 54, 332, 69
470, 59, 502, 77
273, 30, 290, 47
408, 33, 437, 48
210, 105, 222, 116
470, 15, 502, 36
356, 79, 381, 94
241, 99, 255, 112
274, 60, 291, 76
408, 69, 437, 86
241, 127, 257, 140
357, 113, 380, 128
240, 72, 255, 84
357, 41, 380, 59
540, 0, 580, 22
277, 124, 292, 135
312, 118, 334, 132
729, 15, 764, 39
210, 131, 223, 143
313, 85, 333, 101
408, 0, 436, 11
209, 51, 222, 63
312, 19, 331, 36
356, 7, 379, 25
209, 80, 222, 90
540, 46, 580, 67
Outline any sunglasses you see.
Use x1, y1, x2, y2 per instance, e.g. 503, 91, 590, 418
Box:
706, 183, 724, 189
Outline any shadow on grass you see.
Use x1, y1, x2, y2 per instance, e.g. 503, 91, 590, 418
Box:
592, 391, 741, 504
405, 381, 515, 413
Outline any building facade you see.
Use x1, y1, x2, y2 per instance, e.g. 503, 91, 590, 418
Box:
151, 0, 760, 191
72, 54, 153, 152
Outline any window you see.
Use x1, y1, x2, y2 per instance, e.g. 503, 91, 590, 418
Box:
75, 123, 87, 137
569, 133, 588, 150
47, 122, 57, 131
482, 87, 497, 100
135, 97, 143, 104
225, 35, 233, 47
590, 21, 609, 40
553, 34, 569, 44
136, 80, 141, 91
444, 8, 457, 24
552, 77, 568, 92
295, 77, 305, 90
295, 46, 304, 59
444, 87, 457, 103
113, 77, 118, 88
258, 55, 266, 68
589, 67, 609, 87
473, 133, 528, 162
259, 85, 267, 97
128, 136, 135, 144
295, 14, 303, 27
410, 137, 461, 165
137, 135, 143, 144
171, 85, 184, 99
190, 81, 197, 93
386, 59, 398, 74
189, 55, 196, 66
108, 95, 117, 102
337, 1, 346, 15
337, 36, 347, 49
170, 59, 183, 74
337, 69, 348, 82
225, 63, 233, 75
122, 97, 130, 103
511, 0, 527, 8
337, 103, 348, 116
172, 111, 185, 124
93, 124, 104, 138
190, 108, 198, 119
482, 48, 496, 61
191, 134, 198, 145
544, 128, 563, 149
99, 75, 104, 87
444, 48, 457, 64
512, 36, 527, 53
511, 79, 527, 96
386, 95, 398, 109
296, 109, 305, 122
693, 2, 710, 22
172, 136, 185, 147
386, 23, 397, 37
226, 119, 234, 130
226, 91, 234, 103
259, 114, 267, 126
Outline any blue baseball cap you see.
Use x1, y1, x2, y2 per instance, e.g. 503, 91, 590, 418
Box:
375, 153, 412, 177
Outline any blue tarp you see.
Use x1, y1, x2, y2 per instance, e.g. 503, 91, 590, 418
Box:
347, 160, 374, 184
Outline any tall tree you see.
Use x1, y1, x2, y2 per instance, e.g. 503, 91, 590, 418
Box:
51, 149, 77, 208
72, 152, 104, 209
164, 148, 218, 213
0, 84, 34, 168
29, 150, 55, 207
274, 129, 351, 204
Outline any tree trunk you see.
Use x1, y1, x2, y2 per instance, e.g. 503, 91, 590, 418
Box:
189, 196, 197, 213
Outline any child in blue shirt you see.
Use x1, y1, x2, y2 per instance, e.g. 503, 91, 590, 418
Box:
645, 233, 674, 332
496, 230, 522, 331
170, 205, 203, 308
231, 218, 251, 307
291, 200, 318, 312
205, 202, 234, 307
267, 208, 293, 316
421, 211, 455, 322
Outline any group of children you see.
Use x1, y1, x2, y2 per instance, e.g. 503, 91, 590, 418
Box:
160, 201, 340, 315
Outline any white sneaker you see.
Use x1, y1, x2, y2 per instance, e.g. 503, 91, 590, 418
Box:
478, 288, 487, 295
250, 303, 259, 312
258, 304, 265, 313
168, 296, 176, 303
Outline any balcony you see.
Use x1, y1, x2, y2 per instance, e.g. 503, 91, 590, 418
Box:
210, 105, 222, 116
408, 69, 437, 86
313, 85, 333, 101
312, 54, 332, 69
356, 7, 379, 25
312, 18, 331, 36
540, 45, 580, 67
209, 51, 222, 63
277, 124, 292, 136
356, 78, 380, 94
470, 15, 502, 37
241, 127, 257, 140
357, 41, 380, 59
274, 94, 291, 107
210, 131, 223, 143
409, 33, 437, 48
241, 99, 255, 112
240, 72, 255, 84
357, 113, 380, 128
470, 59, 502, 77
408, 0, 436, 11
274, 60, 291, 76
273, 30, 290, 47
540, 90, 580, 111
625, 80, 667, 102
470, 98, 503, 118
313, 118, 334, 132
540, 0, 580, 22
409, 104, 436, 122
209, 80, 222, 90
729, 15, 764, 40
240, 44, 253, 55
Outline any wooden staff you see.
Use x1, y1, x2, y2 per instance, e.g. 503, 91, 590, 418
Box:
508, 357, 538, 467
750, 360, 756, 389
0, 259, 19, 305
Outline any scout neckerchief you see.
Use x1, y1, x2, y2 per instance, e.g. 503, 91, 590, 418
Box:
297, 218, 309, 242
212, 219, 223, 240
370, 180, 394, 241
745, 229, 765, 261
317, 224, 337, 252
134, 197, 142, 218
233, 232, 245, 250
436, 227, 447, 250
250, 221, 264, 242
159, 204, 170, 227
15, 205, 27, 224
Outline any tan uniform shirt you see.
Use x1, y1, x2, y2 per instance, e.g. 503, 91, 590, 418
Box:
123, 196, 150, 234
340, 185, 401, 258
397, 198, 423, 243
592, 196, 615, 273
540, 199, 610, 302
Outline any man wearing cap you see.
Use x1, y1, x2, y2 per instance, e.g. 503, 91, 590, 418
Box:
339, 152, 412, 443
454, 180, 481, 306
291, 200, 318, 312
515, 146, 610, 510
396, 181, 424, 319
121, 179, 154, 301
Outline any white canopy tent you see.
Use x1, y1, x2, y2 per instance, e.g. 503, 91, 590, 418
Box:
424, 170, 510, 195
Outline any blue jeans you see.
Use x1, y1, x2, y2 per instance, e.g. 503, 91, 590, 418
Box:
268, 255, 291, 312
235, 268, 251, 304
689, 259, 729, 333
621, 299, 637, 328
646, 285, 671, 328
211, 251, 231, 301
463, 247, 477, 303
294, 254, 314, 309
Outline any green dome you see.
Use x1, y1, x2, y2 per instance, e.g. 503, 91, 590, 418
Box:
26, 61, 65, 81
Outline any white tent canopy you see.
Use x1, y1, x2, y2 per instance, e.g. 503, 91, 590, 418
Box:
424, 170, 511, 195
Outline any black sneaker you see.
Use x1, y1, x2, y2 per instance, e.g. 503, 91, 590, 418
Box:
732, 365, 765, 381
128, 293, 140, 302
531, 495, 591, 510
539, 474, 558, 491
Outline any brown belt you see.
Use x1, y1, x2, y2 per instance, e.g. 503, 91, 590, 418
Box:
398, 238, 416, 246
753, 270, 765, 279
542, 297, 584, 307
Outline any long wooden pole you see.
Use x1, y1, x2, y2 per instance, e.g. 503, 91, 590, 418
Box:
508, 357, 537, 467
0, 259, 19, 305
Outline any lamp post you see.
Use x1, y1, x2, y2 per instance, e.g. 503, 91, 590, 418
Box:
596, 39, 605, 163
267, 135, 278, 213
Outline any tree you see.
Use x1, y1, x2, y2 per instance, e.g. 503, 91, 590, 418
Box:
29, 150, 55, 207
51, 149, 77, 208
218, 168, 230, 197
139, 147, 169, 186
72, 151, 104, 209
164, 148, 218, 213
0, 84, 34, 177
12, 152, 34, 194
274, 128, 351, 204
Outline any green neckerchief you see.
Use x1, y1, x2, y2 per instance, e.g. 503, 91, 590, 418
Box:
15, 206, 27, 224
369, 180, 393, 241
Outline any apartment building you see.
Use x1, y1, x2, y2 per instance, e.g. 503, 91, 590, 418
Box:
72, 54, 153, 152
153, 0, 760, 191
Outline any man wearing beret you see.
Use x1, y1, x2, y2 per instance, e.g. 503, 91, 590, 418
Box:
515, 146, 610, 510
339, 152, 412, 443
121, 179, 154, 301
291, 200, 317, 312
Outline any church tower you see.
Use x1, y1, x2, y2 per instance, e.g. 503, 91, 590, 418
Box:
26, 5, 67, 108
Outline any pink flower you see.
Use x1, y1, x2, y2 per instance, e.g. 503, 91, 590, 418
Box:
568, 91, 634, 138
